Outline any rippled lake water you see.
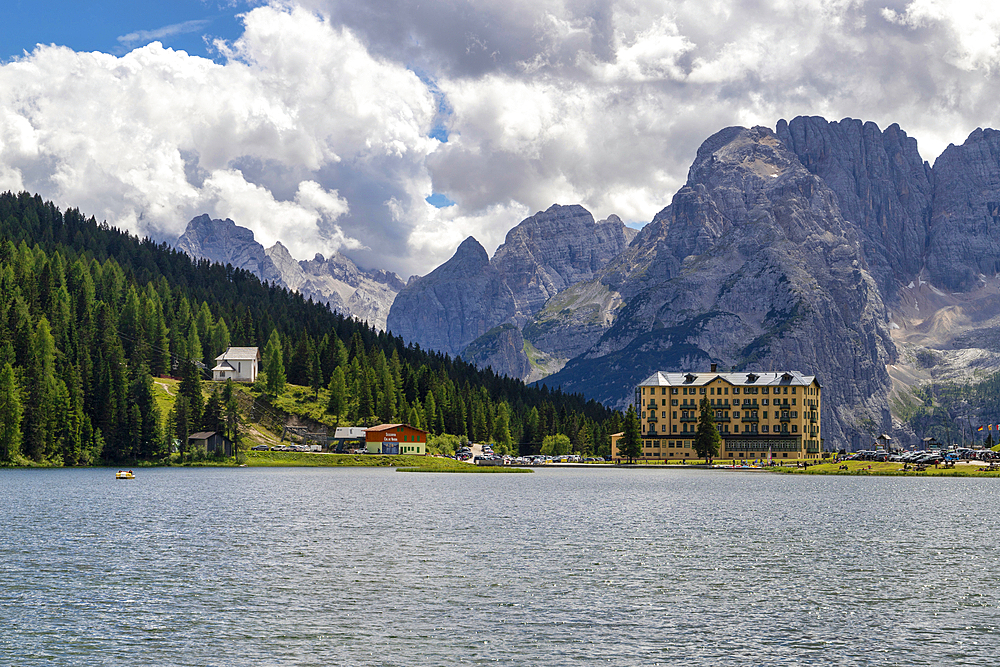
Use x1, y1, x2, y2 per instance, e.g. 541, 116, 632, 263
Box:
1, 466, 999, 665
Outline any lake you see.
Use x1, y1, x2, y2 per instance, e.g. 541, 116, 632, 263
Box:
1, 466, 998, 665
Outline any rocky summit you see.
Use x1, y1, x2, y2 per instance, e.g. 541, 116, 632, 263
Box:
387, 204, 634, 360
175, 215, 403, 330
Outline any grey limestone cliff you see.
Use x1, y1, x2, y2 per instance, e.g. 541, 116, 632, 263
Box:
386, 205, 634, 365
459, 324, 532, 379
387, 237, 510, 356
177, 214, 284, 284
926, 128, 1000, 292
776, 116, 933, 303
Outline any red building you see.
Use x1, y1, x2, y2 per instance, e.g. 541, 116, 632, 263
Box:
365, 424, 428, 455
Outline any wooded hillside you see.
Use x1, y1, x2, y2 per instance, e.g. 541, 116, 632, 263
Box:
0, 191, 621, 465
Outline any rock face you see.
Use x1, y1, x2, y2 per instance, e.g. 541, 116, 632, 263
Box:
776, 117, 934, 304
387, 237, 508, 355
926, 128, 1000, 291
176, 215, 404, 330
459, 324, 532, 379
491, 206, 635, 325
540, 126, 897, 446
386, 205, 634, 362
177, 215, 284, 284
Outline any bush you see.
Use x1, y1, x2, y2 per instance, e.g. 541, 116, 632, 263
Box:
427, 433, 462, 456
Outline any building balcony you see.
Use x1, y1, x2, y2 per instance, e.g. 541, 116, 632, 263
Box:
680, 415, 697, 423
741, 415, 758, 422
779, 413, 791, 422
646, 414, 658, 423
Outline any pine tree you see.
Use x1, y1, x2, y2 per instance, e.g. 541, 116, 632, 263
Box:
223, 380, 241, 459
326, 366, 346, 426
263, 330, 286, 397
620, 405, 642, 463
694, 397, 721, 464
202, 388, 224, 435
358, 372, 374, 425
495, 401, 514, 455
310, 345, 323, 399
424, 390, 438, 435
0, 362, 23, 462
179, 359, 203, 428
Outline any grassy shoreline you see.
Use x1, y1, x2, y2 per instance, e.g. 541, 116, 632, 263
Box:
243, 451, 532, 472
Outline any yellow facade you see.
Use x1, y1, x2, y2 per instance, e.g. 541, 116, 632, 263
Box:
618, 369, 822, 461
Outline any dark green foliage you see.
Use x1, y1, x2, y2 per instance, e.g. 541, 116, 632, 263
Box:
619, 405, 642, 462
694, 397, 720, 463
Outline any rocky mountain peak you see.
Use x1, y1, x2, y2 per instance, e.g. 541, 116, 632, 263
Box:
926, 126, 1000, 291
452, 236, 491, 267
176, 215, 403, 330
776, 116, 933, 303
387, 207, 633, 362
176, 214, 282, 284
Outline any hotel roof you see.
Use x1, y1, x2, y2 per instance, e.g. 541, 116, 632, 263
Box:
638, 370, 819, 387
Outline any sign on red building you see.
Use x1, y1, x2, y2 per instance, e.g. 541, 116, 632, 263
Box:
365, 424, 428, 455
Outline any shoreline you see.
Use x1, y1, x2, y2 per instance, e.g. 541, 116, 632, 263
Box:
5, 455, 999, 477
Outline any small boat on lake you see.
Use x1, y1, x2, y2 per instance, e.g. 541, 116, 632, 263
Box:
116, 470, 135, 479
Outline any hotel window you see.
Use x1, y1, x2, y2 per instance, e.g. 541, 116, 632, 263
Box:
762, 425, 769, 433
662, 425, 667, 432
734, 425, 739, 433
762, 399, 768, 405
671, 388, 678, 394
673, 425, 678, 433
662, 387, 667, 395
671, 399, 678, 406
662, 411, 666, 418
762, 387, 769, 394
792, 425, 798, 433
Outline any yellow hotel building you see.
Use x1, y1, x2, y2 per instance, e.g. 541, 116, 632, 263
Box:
613, 366, 822, 461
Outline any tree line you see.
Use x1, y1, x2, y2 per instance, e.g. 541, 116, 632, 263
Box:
0, 191, 622, 464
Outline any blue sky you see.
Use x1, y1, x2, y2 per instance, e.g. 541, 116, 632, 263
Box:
2, 0, 246, 62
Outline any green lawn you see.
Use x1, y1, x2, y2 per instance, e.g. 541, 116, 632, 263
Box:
245, 450, 531, 473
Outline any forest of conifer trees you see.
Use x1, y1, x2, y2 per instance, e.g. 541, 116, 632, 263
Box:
0, 191, 623, 465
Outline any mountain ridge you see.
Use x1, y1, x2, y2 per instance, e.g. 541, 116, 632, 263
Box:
176, 214, 404, 330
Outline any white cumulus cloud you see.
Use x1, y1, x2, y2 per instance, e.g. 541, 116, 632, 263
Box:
4, 0, 1000, 278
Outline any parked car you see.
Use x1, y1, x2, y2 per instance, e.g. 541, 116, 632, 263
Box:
251, 445, 269, 451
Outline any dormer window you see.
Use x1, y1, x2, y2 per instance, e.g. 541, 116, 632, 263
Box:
746, 373, 758, 383
684, 373, 696, 383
